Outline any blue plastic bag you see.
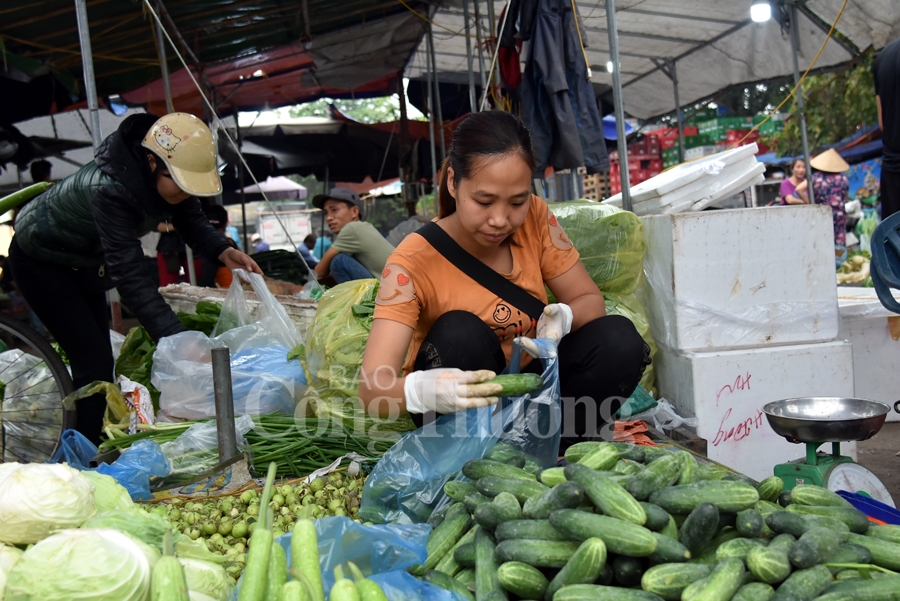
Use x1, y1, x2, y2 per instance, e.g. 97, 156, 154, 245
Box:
51, 429, 169, 500
370, 571, 470, 601
361, 338, 562, 524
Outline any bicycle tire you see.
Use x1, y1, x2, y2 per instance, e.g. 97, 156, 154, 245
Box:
0, 311, 75, 463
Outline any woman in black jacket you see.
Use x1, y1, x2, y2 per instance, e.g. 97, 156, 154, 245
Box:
9, 112, 261, 444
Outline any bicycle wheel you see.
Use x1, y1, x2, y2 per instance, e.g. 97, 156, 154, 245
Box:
0, 311, 74, 463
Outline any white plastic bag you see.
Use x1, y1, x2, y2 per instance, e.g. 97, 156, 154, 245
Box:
151, 270, 307, 420
629, 398, 698, 433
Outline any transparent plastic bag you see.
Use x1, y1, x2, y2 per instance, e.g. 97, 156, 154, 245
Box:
370, 571, 469, 601
305, 279, 416, 436
551, 201, 647, 295
0, 349, 64, 462
212, 269, 302, 350
629, 398, 698, 433
160, 415, 254, 482
360, 338, 561, 525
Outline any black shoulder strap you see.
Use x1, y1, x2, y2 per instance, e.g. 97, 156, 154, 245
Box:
416, 222, 546, 320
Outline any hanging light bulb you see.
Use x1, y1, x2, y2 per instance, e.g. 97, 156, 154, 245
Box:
751, 1, 771, 22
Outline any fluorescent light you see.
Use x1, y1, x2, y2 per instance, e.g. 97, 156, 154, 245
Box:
252, 69, 265, 77
606, 61, 614, 73
751, 1, 771, 22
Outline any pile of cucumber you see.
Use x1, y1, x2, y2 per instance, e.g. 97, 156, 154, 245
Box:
411, 441, 900, 601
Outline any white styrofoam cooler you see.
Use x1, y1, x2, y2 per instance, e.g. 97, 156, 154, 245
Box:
837, 287, 900, 422
642, 206, 840, 351
656, 340, 855, 481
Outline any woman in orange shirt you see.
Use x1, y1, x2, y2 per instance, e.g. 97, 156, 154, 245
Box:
359, 111, 649, 449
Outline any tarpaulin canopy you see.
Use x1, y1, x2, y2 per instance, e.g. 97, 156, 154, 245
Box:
239, 176, 307, 200
407, 0, 899, 120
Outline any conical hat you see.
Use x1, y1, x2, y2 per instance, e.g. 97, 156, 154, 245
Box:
809, 148, 849, 173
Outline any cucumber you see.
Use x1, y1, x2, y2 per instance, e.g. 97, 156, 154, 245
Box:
545, 538, 608, 600
495, 519, 570, 542
679, 503, 719, 556
790, 484, 853, 508
820, 575, 900, 599
756, 477, 784, 503
689, 557, 744, 601
770, 564, 832, 601
612, 442, 647, 463
503, 454, 527, 469
265, 541, 288, 601
565, 463, 647, 525
428, 502, 455, 528
746, 533, 795, 585
497, 562, 548, 600
330, 566, 360, 601
715, 537, 768, 562
523, 480, 585, 519
465, 492, 493, 513
578, 443, 622, 471
865, 524, 900, 544
778, 491, 793, 507
615, 459, 645, 476
454, 543, 476, 568
552, 584, 665, 601
784, 504, 870, 534
756, 500, 782, 515
823, 543, 873, 574
681, 576, 710, 601
455, 568, 476, 590
0, 182, 52, 214
648, 532, 692, 563
641, 503, 673, 532
695, 529, 742, 560
550, 509, 658, 557
716, 512, 737, 531
475, 492, 522, 531
846, 532, 900, 571
436, 526, 478, 576
476, 477, 549, 504
613, 556, 648, 587
495, 539, 581, 568
351, 569, 389, 601
767, 512, 809, 537
291, 519, 324, 601
446, 481, 478, 502
649, 481, 760, 514
474, 528, 503, 600
789, 527, 842, 569
488, 373, 543, 396
538, 467, 568, 487
151, 556, 190, 601
281, 581, 310, 601
696, 464, 729, 482
732, 582, 774, 601
677, 451, 701, 486
660, 515, 679, 540
798, 514, 850, 541
627, 454, 684, 501
413, 502, 472, 575
464, 459, 536, 482
565, 442, 602, 464
424, 569, 476, 601
641, 563, 711, 601
598, 563, 615, 586
736, 509, 765, 538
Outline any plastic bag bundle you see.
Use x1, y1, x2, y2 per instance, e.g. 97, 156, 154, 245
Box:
305, 279, 416, 436
0, 349, 63, 463
360, 338, 562, 525
551, 201, 647, 295
160, 415, 254, 484
152, 271, 307, 420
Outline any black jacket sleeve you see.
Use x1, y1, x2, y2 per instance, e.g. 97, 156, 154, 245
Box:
171, 199, 233, 262
92, 185, 187, 342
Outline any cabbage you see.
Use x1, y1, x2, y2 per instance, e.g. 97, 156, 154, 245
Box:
80, 471, 134, 512
82, 509, 169, 551
180, 558, 232, 601
0, 544, 24, 601
0, 464, 96, 544
4, 528, 151, 601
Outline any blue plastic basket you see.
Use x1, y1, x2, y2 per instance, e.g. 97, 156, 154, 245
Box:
836, 490, 900, 525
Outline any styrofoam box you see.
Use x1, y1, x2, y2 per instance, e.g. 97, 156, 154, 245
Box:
837, 287, 900, 423
656, 340, 855, 481
642, 206, 840, 351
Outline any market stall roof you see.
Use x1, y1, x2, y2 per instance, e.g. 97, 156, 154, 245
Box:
239, 176, 307, 200
406, 0, 899, 120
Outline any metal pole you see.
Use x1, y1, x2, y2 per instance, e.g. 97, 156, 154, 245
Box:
74, 0, 101, 149
234, 108, 249, 252
606, 0, 632, 211
671, 60, 685, 164
485, 0, 496, 38
155, 1, 175, 113
211, 347, 238, 462
789, 1, 814, 204
473, 0, 488, 91
427, 23, 446, 160
424, 51, 438, 194
463, 0, 478, 113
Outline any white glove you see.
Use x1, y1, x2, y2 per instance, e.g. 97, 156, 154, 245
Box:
404, 368, 503, 414
536, 303, 573, 342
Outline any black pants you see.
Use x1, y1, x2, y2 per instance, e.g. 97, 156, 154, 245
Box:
8, 237, 113, 445
881, 168, 900, 220
412, 310, 650, 451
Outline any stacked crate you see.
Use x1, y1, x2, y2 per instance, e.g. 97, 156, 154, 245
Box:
579, 168, 608, 201
609, 136, 663, 195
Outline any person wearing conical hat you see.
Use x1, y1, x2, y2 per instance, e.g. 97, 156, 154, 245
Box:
809, 148, 851, 246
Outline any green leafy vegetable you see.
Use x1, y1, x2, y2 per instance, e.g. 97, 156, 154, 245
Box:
80, 471, 134, 513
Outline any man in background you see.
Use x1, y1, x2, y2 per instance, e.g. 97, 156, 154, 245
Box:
251, 233, 270, 253
29, 159, 52, 184
875, 37, 900, 219
298, 234, 318, 269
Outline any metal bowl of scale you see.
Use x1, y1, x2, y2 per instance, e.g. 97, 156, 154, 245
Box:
762, 397, 892, 444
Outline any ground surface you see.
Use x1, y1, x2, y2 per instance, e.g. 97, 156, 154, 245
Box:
856, 421, 900, 504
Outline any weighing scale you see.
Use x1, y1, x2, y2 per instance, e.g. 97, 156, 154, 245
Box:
762, 397, 895, 507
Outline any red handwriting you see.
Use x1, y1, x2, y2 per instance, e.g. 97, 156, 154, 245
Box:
712, 407, 765, 447
716, 372, 752, 406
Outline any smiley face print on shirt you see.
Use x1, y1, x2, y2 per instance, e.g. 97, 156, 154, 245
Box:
548, 213, 573, 250
376, 263, 416, 306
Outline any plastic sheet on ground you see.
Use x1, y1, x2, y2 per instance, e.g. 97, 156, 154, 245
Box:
0, 349, 64, 463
